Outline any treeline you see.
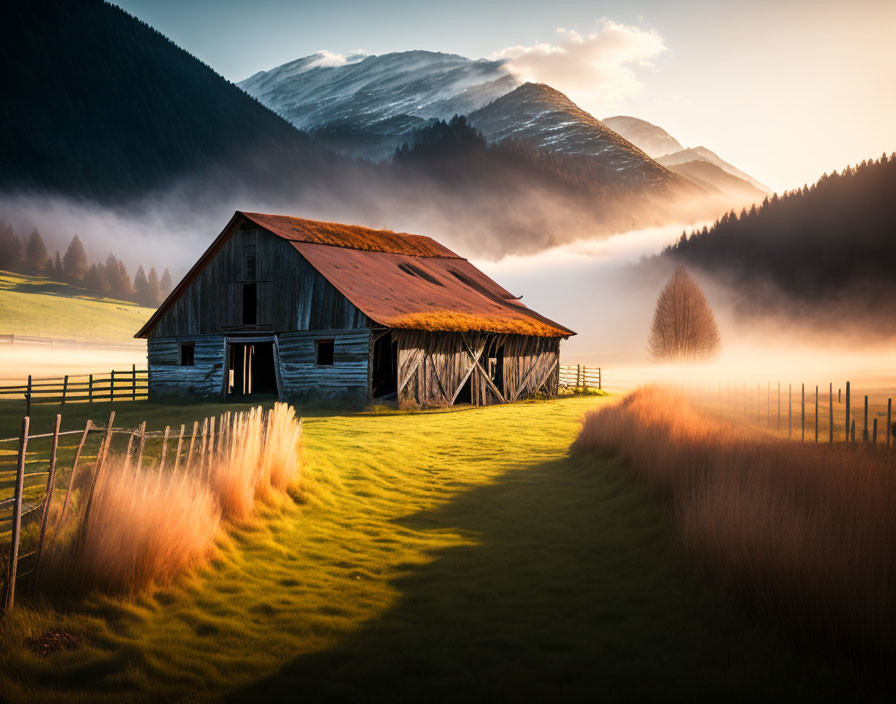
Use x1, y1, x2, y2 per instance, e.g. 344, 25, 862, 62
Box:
0, 219, 172, 307
664, 153, 896, 319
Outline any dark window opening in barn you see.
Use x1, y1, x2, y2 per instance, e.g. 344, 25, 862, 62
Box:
455, 373, 473, 405
372, 332, 397, 398
227, 341, 276, 396
242, 283, 257, 325
179, 342, 195, 366
316, 339, 335, 366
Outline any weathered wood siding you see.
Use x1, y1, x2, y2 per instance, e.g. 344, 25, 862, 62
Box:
149, 224, 369, 338
394, 331, 559, 408
278, 329, 371, 403
148, 336, 225, 398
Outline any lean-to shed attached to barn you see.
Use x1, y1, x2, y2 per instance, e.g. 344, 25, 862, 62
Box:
136, 211, 575, 407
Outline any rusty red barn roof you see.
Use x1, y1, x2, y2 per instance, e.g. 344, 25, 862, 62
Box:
136, 212, 575, 338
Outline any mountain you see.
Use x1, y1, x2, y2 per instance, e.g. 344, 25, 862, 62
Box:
602, 116, 683, 158
239, 51, 520, 159
663, 154, 896, 331
469, 84, 672, 188
0, 0, 334, 202
664, 161, 765, 204
657, 147, 770, 193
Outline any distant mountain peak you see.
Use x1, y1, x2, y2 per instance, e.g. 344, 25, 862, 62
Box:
468, 83, 670, 187
601, 116, 683, 158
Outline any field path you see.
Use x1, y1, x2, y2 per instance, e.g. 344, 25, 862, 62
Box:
0, 396, 865, 701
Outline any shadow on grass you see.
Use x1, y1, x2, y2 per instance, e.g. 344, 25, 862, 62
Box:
9, 280, 100, 299
227, 453, 866, 702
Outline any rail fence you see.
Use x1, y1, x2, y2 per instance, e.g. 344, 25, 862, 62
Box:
559, 365, 601, 391
0, 408, 268, 611
690, 379, 894, 447
0, 366, 148, 415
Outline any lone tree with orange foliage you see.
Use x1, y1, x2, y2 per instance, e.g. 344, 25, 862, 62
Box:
647, 266, 720, 361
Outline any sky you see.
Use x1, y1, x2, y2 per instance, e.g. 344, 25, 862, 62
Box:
113, 0, 895, 192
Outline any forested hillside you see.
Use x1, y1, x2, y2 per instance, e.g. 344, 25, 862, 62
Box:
665, 154, 896, 325
0, 0, 333, 202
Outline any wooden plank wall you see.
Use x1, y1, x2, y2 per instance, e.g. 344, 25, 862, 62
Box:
395, 331, 560, 408
149, 223, 368, 338
277, 329, 371, 403
147, 337, 225, 398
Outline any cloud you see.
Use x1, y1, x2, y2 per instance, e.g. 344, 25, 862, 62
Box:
492, 19, 665, 113
303, 50, 367, 71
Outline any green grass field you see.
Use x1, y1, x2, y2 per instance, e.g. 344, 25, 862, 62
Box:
0, 396, 878, 701
0, 271, 153, 342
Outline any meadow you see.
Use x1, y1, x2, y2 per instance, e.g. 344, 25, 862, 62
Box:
0, 270, 153, 343
0, 394, 881, 701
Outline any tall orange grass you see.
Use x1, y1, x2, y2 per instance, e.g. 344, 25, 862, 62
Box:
44, 403, 303, 594
573, 386, 896, 657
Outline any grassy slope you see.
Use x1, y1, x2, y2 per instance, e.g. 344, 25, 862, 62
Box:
0, 396, 872, 701
0, 271, 153, 342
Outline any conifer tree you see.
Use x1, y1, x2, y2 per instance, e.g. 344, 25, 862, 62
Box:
52, 250, 63, 278
159, 268, 173, 296
133, 265, 149, 304
62, 234, 88, 281
105, 254, 133, 300
0, 220, 23, 271
25, 227, 49, 274
146, 267, 161, 306
647, 266, 720, 362
83, 263, 110, 296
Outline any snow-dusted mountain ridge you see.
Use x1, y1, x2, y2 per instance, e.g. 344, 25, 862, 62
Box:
239, 50, 519, 157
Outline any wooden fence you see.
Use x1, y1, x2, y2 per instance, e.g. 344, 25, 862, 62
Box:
0, 366, 148, 414
692, 379, 894, 447
0, 408, 258, 612
559, 365, 601, 391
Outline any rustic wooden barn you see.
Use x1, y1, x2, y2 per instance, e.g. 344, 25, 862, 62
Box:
136, 211, 575, 407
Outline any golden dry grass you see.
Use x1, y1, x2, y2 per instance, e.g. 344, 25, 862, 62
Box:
42, 403, 302, 594
387, 309, 565, 337
573, 386, 896, 657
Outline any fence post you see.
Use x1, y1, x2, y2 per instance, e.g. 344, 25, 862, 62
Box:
829, 383, 834, 443
845, 381, 851, 444
598, 368, 601, 390
25, 374, 32, 417
110, 370, 115, 403
863, 395, 869, 443
888, 398, 892, 449
4, 416, 30, 612
61, 374, 69, 407
132, 364, 136, 401
188, 420, 199, 469
873, 418, 878, 447
33, 414, 62, 589
851, 419, 856, 443
801, 383, 805, 442
777, 382, 781, 431
174, 424, 185, 472
89, 374, 94, 403
159, 426, 170, 471
53, 419, 93, 545
136, 421, 147, 471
